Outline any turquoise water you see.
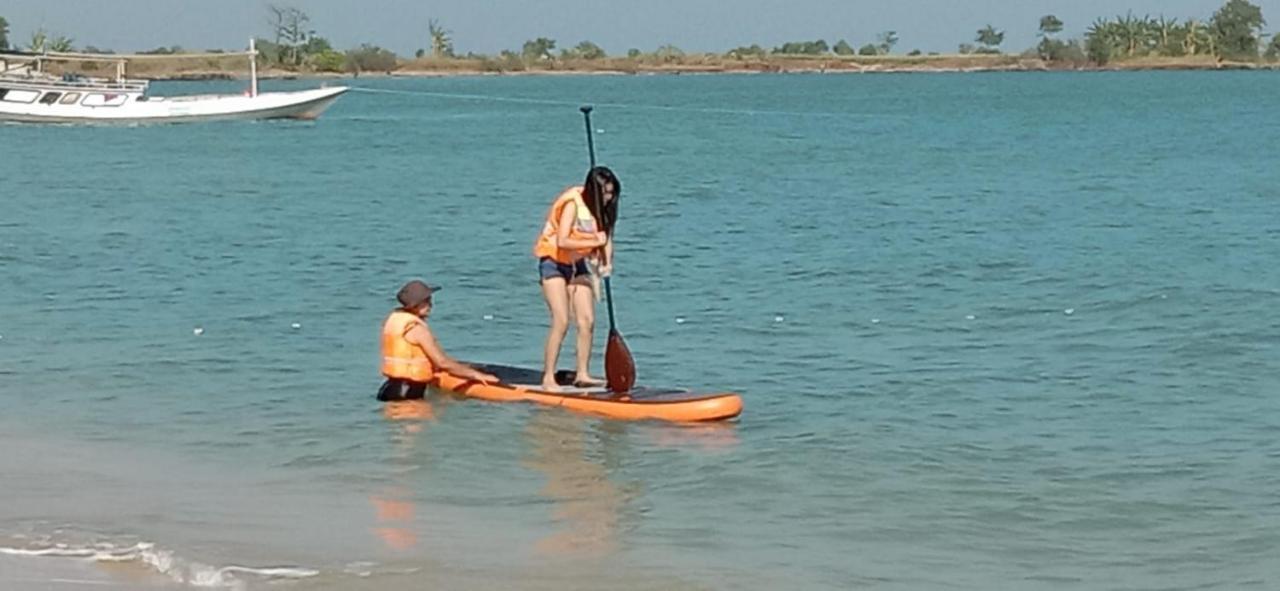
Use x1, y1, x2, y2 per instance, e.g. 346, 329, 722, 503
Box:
3, 71, 1280, 589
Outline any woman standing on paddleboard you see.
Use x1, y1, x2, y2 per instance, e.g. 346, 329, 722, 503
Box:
533, 166, 620, 391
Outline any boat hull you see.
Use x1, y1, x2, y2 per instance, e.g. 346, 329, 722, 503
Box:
0, 86, 347, 124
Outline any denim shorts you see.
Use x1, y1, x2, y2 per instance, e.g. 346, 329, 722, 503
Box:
538, 257, 590, 282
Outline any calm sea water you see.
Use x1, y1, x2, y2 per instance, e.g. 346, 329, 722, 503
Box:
2, 71, 1280, 590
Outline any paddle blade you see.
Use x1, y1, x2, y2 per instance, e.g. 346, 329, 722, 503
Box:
605, 329, 636, 394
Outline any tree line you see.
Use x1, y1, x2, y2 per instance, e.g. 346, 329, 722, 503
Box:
3, 0, 1279, 72
1000, 0, 1278, 65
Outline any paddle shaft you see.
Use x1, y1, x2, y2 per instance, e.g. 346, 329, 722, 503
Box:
580, 105, 618, 331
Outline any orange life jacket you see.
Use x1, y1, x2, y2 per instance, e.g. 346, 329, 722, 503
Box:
532, 186, 600, 264
381, 311, 435, 382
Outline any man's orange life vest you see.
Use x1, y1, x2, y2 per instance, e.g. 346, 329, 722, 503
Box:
381, 311, 435, 382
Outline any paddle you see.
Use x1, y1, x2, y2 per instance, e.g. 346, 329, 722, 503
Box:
580, 105, 636, 394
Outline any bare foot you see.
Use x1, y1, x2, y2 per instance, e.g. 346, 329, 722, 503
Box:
573, 374, 606, 387
540, 375, 561, 392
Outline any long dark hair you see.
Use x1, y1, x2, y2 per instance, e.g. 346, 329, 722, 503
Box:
582, 166, 620, 236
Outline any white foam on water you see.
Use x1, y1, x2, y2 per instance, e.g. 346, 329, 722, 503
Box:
343, 561, 378, 577
1, 546, 98, 557
1, 541, 318, 590
342, 562, 421, 578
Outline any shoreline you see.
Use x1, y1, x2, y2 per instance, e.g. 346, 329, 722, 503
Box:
79, 54, 1280, 82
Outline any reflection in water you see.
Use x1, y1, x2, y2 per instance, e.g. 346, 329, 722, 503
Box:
370, 399, 436, 552
645, 421, 742, 451
521, 413, 743, 560
369, 397, 743, 563
523, 410, 631, 558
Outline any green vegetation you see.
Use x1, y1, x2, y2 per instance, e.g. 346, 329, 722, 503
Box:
976, 25, 1005, 53
773, 40, 829, 55
727, 44, 768, 58
877, 31, 899, 55
266, 4, 313, 66
521, 37, 556, 62
138, 45, 187, 55
2, 0, 1278, 77
1210, 0, 1266, 59
562, 41, 606, 60
26, 28, 75, 53
426, 19, 454, 58
1081, 0, 1267, 65
1037, 14, 1065, 60
346, 44, 396, 73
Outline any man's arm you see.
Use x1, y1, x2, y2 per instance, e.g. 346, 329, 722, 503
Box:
404, 322, 497, 383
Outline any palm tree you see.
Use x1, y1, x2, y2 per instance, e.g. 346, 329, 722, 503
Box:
49, 35, 74, 52
1154, 16, 1180, 55
1085, 18, 1119, 63
1039, 15, 1064, 37
428, 19, 453, 58
1038, 15, 1064, 60
1115, 12, 1149, 57
1182, 18, 1217, 57
1181, 19, 1210, 55
877, 31, 898, 55
976, 24, 1004, 51
28, 28, 47, 52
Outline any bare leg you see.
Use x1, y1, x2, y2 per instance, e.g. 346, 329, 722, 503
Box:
569, 277, 602, 386
541, 276, 571, 390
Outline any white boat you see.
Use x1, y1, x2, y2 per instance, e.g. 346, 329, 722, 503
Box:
0, 40, 347, 124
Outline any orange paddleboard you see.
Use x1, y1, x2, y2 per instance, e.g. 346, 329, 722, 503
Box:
433, 363, 742, 422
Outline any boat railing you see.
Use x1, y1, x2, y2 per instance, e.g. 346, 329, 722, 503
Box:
0, 75, 148, 93
2, 41, 259, 97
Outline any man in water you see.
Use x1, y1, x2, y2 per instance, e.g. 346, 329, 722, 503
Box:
378, 279, 496, 401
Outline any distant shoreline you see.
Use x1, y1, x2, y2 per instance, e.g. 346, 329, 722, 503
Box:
46, 54, 1280, 82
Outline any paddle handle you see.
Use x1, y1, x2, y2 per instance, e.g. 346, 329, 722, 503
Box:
580, 105, 615, 329
604, 276, 617, 329
580, 105, 596, 168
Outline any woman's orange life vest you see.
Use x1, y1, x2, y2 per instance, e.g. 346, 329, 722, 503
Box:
532, 186, 600, 264
381, 311, 435, 382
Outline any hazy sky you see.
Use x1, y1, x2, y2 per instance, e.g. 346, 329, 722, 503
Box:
3, 0, 1278, 56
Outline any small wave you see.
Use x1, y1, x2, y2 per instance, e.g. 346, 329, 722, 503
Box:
1, 541, 318, 589
0, 546, 101, 558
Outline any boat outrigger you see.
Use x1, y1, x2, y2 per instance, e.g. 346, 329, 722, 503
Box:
0, 40, 347, 124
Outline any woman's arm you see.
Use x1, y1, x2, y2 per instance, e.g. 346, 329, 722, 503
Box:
599, 236, 614, 276
555, 201, 608, 250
